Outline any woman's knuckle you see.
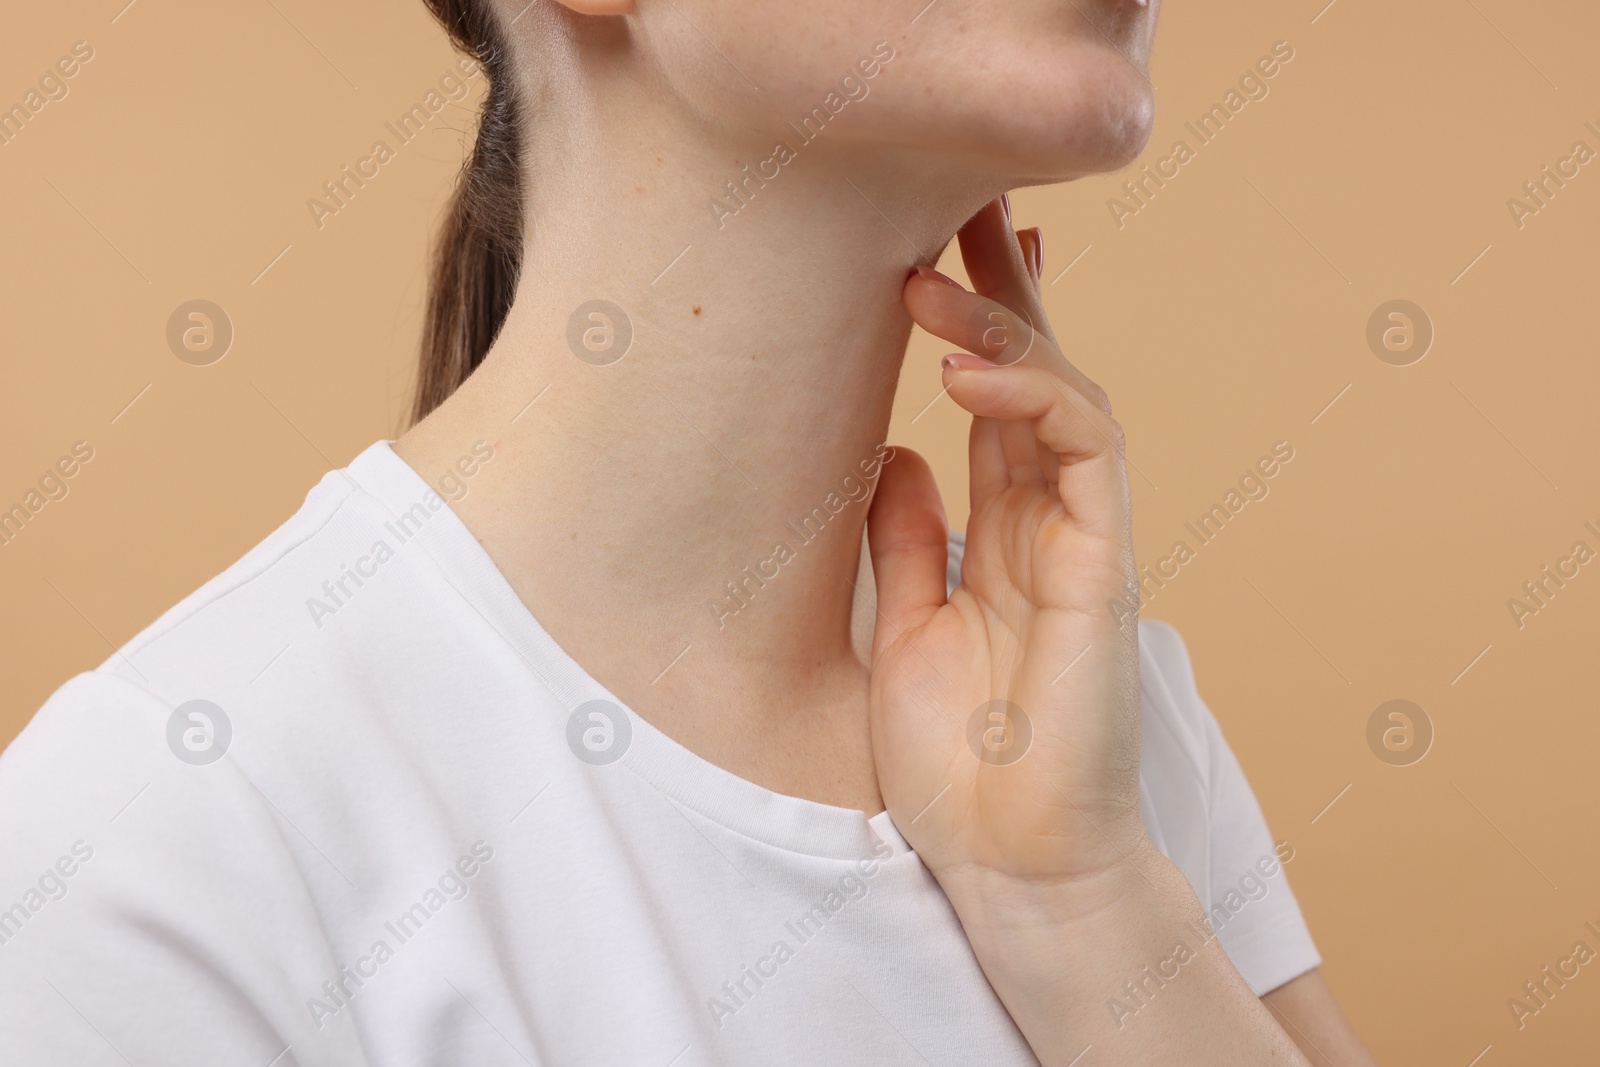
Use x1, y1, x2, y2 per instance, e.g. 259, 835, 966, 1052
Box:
1103, 415, 1128, 453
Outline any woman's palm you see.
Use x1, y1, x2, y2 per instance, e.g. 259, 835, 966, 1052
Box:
868, 202, 1145, 887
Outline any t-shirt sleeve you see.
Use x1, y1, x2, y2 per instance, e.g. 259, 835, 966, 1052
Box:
1139, 620, 1322, 997
0, 672, 365, 1067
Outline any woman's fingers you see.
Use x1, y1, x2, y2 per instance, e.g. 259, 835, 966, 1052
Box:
940, 356, 1129, 540
866, 448, 950, 661
968, 414, 1010, 512
908, 271, 1042, 367
904, 267, 1112, 415
900, 206, 1119, 508
1016, 227, 1043, 291
959, 201, 1112, 417
957, 200, 1056, 347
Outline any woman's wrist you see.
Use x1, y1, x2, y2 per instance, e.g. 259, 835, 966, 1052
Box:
933, 842, 1310, 1067
933, 833, 1188, 970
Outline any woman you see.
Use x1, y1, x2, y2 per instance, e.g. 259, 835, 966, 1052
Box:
0, 0, 1376, 1063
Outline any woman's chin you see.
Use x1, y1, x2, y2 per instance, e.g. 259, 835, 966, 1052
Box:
982, 62, 1157, 184
994, 104, 1156, 186
1088, 88, 1158, 174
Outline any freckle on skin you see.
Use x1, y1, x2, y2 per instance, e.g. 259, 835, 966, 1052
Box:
692, 305, 702, 316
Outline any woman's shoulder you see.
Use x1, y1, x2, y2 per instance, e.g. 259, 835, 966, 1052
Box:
102, 459, 369, 677
23, 442, 454, 737
0, 441, 419, 829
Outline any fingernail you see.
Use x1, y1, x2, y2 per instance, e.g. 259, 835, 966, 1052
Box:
1000, 193, 1012, 222
943, 352, 1002, 371
1027, 227, 1043, 281
1016, 230, 1038, 283
914, 264, 964, 289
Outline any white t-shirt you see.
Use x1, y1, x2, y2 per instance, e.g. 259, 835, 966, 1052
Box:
0, 441, 1318, 1066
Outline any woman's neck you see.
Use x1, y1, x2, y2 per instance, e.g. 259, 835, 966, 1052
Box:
397, 96, 994, 804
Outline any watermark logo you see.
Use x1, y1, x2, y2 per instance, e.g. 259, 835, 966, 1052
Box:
566, 700, 632, 765
306, 841, 495, 1029
1507, 523, 1598, 631
566, 300, 632, 366
1507, 124, 1598, 230
0, 840, 94, 948
1107, 40, 1296, 229
706, 837, 894, 1030
708, 42, 897, 230
966, 700, 1033, 766
166, 299, 233, 366
1365, 699, 1431, 766
305, 449, 494, 630
1507, 921, 1600, 1030
1108, 441, 1296, 630
0, 40, 95, 151
710, 443, 894, 629
166, 699, 231, 765
1365, 300, 1432, 366
963, 301, 1036, 366
1108, 843, 1294, 1028
0, 440, 95, 550
305, 59, 483, 232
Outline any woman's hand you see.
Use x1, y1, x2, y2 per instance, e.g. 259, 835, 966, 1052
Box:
868, 197, 1147, 895
866, 199, 1313, 1066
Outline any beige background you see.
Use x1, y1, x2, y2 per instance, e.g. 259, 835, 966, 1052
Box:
4, 0, 1599, 1061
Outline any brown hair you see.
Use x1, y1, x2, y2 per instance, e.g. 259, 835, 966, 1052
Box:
412, 0, 525, 425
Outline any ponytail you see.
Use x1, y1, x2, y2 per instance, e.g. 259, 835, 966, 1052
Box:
413, 0, 525, 424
